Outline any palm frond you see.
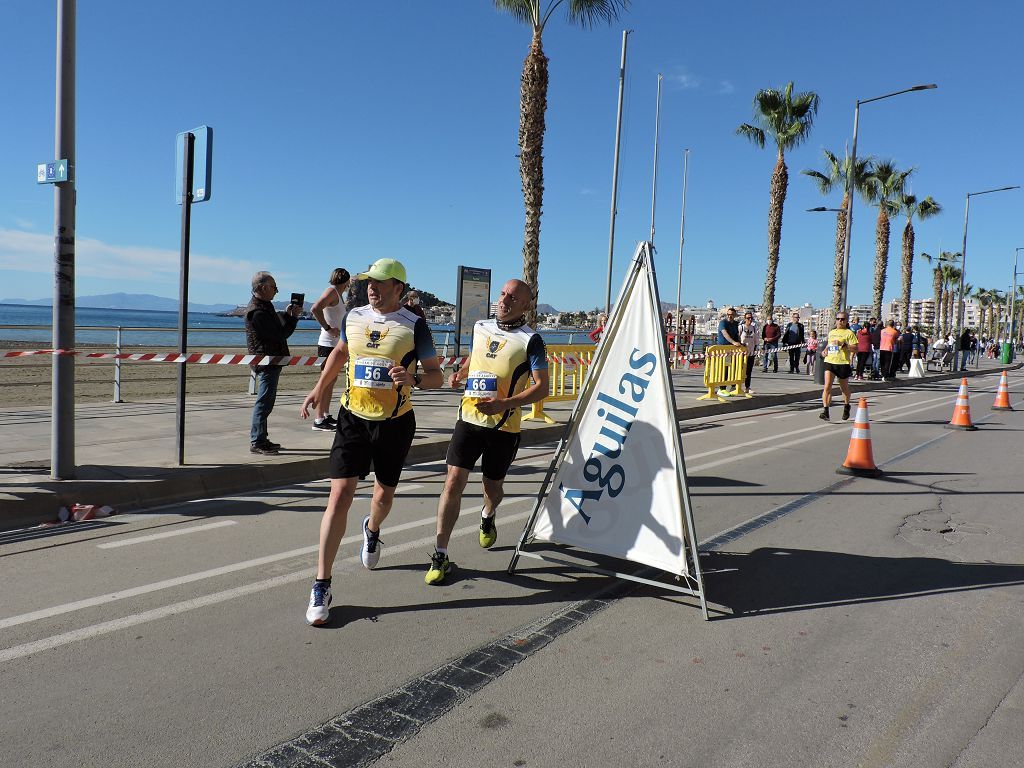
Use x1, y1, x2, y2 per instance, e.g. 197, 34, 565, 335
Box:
801, 168, 833, 195
736, 123, 766, 149
494, 0, 540, 26
563, 0, 629, 28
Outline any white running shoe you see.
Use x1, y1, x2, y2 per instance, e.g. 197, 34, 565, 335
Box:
359, 515, 382, 569
305, 582, 332, 626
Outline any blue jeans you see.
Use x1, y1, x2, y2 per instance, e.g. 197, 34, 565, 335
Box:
250, 365, 282, 444
762, 343, 778, 371
959, 350, 971, 371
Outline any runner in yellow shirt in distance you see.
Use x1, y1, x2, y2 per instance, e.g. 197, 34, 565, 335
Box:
820, 312, 858, 421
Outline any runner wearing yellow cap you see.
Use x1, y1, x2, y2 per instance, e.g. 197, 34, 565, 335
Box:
300, 258, 443, 625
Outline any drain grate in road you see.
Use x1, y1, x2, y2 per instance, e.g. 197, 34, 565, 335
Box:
236, 596, 618, 768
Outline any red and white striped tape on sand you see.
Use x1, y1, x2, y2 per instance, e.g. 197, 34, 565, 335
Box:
3, 349, 598, 368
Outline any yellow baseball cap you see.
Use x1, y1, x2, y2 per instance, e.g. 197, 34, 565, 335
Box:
356, 258, 407, 284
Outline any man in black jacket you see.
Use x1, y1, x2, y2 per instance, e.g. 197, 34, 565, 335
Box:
782, 311, 805, 373
246, 271, 301, 454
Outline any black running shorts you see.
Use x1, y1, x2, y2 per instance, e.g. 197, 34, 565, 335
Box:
823, 362, 852, 380
446, 420, 521, 480
329, 408, 416, 487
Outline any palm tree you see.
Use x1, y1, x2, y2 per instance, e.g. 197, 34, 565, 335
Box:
737, 81, 820, 323
920, 251, 944, 337
940, 261, 961, 336
802, 149, 873, 315
863, 161, 913, 322
892, 193, 941, 328
972, 287, 992, 337
495, 0, 628, 324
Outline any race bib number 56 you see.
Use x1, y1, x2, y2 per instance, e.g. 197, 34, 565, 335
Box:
353, 357, 394, 389
464, 371, 498, 398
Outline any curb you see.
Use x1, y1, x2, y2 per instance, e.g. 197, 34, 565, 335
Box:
3, 362, 1018, 532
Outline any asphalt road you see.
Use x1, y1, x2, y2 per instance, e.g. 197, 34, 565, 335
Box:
1, 373, 1021, 768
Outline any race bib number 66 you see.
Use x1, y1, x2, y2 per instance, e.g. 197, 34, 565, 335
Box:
353, 357, 394, 389
464, 371, 498, 398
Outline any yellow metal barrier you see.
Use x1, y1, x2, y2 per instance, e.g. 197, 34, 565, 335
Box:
523, 344, 595, 424
697, 345, 751, 402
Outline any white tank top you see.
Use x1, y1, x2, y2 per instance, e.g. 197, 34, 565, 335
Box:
317, 287, 347, 347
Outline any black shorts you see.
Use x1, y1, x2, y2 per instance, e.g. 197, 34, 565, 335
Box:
329, 408, 416, 487
446, 420, 521, 480
317, 345, 334, 369
823, 362, 852, 380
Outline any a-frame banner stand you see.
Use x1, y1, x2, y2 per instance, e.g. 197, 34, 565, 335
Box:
509, 241, 708, 620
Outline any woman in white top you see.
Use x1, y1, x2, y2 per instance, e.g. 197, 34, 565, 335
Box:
738, 309, 760, 394
310, 268, 350, 430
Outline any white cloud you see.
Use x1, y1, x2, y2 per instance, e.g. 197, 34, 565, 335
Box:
667, 67, 702, 90
718, 80, 736, 95
0, 228, 258, 287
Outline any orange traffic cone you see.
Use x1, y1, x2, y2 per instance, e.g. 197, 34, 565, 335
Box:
945, 378, 979, 431
836, 397, 882, 477
992, 371, 1013, 411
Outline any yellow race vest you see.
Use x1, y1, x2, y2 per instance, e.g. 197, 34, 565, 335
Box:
459, 319, 547, 434
342, 305, 436, 421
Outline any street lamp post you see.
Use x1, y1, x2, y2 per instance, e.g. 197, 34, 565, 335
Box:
954, 185, 1021, 368
807, 206, 846, 385
838, 84, 937, 314
1008, 247, 1023, 358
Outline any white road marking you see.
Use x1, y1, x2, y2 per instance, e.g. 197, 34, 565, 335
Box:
684, 390, 956, 461
686, 396, 970, 474
0, 505, 535, 664
96, 520, 237, 549
0, 497, 534, 633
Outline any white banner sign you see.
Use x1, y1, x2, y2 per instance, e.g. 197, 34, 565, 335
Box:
531, 246, 690, 576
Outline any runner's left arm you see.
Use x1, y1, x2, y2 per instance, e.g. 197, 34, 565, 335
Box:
388, 318, 443, 390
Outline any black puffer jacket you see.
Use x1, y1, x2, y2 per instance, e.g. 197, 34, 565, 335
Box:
245, 296, 298, 365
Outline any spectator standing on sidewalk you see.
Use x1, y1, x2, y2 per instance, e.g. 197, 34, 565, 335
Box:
739, 310, 759, 394
403, 289, 427, 320
782, 311, 805, 373
880, 320, 899, 381
804, 330, 818, 375
310, 267, 351, 432
868, 317, 882, 379
820, 312, 857, 422
761, 316, 781, 372
717, 307, 743, 390
246, 271, 301, 454
855, 322, 871, 380
588, 314, 607, 343
958, 328, 972, 371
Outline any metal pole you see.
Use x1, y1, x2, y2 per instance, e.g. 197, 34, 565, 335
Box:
1011, 248, 1022, 350
673, 149, 689, 369
838, 101, 859, 315
954, 193, 970, 361
648, 73, 662, 246
604, 30, 629, 319
51, 0, 76, 480
113, 326, 123, 403
176, 132, 194, 466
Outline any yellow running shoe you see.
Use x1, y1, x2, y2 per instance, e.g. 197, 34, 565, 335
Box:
479, 514, 497, 549
425, 550, 450, 585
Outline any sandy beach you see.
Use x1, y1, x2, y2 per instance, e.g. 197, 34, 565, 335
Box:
0, 342, 325, 408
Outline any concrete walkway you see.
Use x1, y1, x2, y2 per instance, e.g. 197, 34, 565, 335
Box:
1, 358, 1016, 529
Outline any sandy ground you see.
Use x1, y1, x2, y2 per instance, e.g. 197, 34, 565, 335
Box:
0, 342, 325, 407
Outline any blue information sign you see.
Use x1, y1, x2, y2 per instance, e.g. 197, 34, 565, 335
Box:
175, 126, 213, 204
36, 160, 69, 184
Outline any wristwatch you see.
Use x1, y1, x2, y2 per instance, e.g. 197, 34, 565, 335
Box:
412, 373, 422, 388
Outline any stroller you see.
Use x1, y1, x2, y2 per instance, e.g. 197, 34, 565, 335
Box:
926, 345, 953, 372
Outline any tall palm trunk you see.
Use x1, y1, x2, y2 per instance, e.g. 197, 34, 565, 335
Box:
932, 270, 942, 338
831, 194, 849, 315
899, 220, 915, 328
518, 31, 547, 326
763, 150, 788, 322
944, 286, 953, 336
872, 207, 891, 322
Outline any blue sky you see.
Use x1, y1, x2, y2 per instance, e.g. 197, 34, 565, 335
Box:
2, 1, 1022, 312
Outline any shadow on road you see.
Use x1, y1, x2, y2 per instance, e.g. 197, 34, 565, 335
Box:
703, 547, 1024, 618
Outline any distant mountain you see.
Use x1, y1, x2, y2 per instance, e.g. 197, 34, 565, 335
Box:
536, 303, 559, 314
0, 293, 236, 314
